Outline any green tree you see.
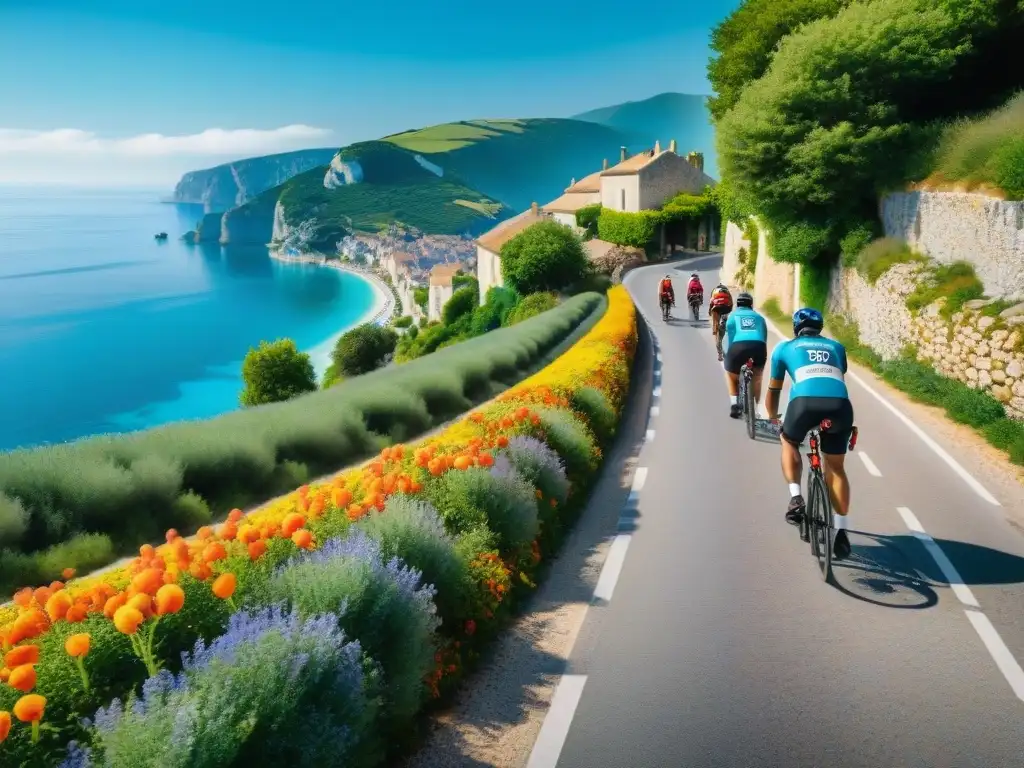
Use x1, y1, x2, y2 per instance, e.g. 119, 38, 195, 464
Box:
413, 287, 429, 309
331, 323, 398, 378
707, 0, 851, 121
240, 339, 317, 407
442, 286, 477, 325
499, 220, 588, 295
471, 286, 519, 334
716, 0, 1008, 264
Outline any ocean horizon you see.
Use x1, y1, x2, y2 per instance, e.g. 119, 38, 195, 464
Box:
0, 186, 378, 452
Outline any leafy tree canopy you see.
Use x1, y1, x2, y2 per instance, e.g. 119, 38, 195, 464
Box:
499, 220, 588, 295
240, 339, 317, 407
331, 323, 398, 378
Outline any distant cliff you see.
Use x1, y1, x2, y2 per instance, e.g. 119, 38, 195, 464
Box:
171, 148, 338, 213
219, 193, 278, 245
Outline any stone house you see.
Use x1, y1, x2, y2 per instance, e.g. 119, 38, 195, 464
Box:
428, 262, 465, 322
542, 171, 603, 231
381, 251, 416, 285
475, 203, 548, 302
598, 140, 714, 213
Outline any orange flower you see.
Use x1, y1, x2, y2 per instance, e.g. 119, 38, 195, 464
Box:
427, 459, 443, 476
202, 542, 227, 563
478, 452, 494, 467
4, 644, 39, 668
292, 529, 313, 549
8, 664, 36, 693
453, 456, 471, 471
32, 587, 52, 607
13, 694, 45, 723
346, 504, 365, 522
281, 513, 306, 537
247, 540, 267, 561
12, 589, 32, 608
189, 562, 213, 581
211, 573, 236, 600
61, 567, 77, 580
64, 633, 90, 658
197, 526, 213, 540
103, 593, 127, 618
236, 523, 260, 544
165, 528, 180, 542
330, 488, 353, 509
227, 508, 243, 524
140, 544, 156, 560
0, 668, 9, 683
127, 593, 153, 618
65, 603, 89, 623
131, 568, 165, 596
155, 583, 185, 616
0, 710, 9, 743
113, 605, 145, 635
220, 522, 238, 540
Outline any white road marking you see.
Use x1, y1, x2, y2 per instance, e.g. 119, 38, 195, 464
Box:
526, 674, 589, 768
652, 385, 662, 399
761, 315, 1001, 506
650, 405, 660, 417
631, 467, 648, 492
593, 534, 632, 602
896, 507, 979, 608
657, 352, 663, 363
965, 611, 1024, 703
858, 451, 882, 477
646, 429, 655, 443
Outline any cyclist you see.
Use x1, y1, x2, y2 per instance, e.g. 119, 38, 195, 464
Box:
722, 292, 767, 419
764, 307, 855, 560
658, 274, 675, 319
687, 272, 703, 302
708, 283, 733, 361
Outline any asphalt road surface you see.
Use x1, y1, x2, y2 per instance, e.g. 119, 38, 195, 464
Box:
534, 257, 1024, 768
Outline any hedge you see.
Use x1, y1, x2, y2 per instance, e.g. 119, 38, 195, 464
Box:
0, 286, 638, 767
597, 209, 660, 248
0, 293, 605, 594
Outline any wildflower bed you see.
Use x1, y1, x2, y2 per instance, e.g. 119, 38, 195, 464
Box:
0, 286, 638, 767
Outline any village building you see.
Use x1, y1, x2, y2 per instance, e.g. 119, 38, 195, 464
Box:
381, 251, 417, 285
474, 203, 547, 302
427, 262, 465, 322
541, 171, 602, 231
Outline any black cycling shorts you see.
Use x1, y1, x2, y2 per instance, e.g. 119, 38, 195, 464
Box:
723, 340, 767, 374
781, 396, 855, 454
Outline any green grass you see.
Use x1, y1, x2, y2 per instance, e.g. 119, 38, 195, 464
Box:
0, 294, 606, 593
384, 120, 527, 153
905, 261, 984, 318
929, 91, 1024, 200
761, 297, 789, 329
855, 237, 927, 284
454, 199, 504, 216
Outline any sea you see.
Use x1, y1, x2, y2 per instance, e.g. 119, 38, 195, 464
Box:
0, 186, 376, 452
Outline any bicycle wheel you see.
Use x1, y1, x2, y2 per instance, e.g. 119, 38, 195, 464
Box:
808, 470, 833, 582
744, 371, 756, 440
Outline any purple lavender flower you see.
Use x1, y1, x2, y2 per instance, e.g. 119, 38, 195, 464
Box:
504, 434, 570, 503
58, 741, 93, 768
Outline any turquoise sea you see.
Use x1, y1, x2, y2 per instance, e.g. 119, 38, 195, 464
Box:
0, 186, 376, 452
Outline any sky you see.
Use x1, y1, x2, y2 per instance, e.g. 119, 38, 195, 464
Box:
0, 0, 739, 187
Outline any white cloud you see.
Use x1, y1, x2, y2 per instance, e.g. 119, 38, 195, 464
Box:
0, 125, 334, 157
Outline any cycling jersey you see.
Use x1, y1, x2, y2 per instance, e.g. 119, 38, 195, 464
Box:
687, 279, 702, 296
710, 289, 732, 310
723, 307, 767, 353
769, 334, 850, 400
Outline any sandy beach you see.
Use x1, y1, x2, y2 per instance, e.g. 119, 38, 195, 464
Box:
270, 249, 395, 373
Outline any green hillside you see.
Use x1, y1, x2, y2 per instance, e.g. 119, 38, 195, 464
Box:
271, 140, 509, 246
572, 93, 718, 178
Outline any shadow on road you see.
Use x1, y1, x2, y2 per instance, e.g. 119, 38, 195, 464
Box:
829, 532, 941, 609
878, 532, 1024, 587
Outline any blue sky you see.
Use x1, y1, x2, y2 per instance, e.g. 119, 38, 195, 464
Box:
0, 0, 738, 186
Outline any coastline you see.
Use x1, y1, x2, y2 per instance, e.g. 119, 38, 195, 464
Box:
269, 248, 395, 373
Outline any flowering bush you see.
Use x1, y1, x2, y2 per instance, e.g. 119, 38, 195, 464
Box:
0, 286, 637, 766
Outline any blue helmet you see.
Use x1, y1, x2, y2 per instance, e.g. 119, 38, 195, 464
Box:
792, 307, 824, 336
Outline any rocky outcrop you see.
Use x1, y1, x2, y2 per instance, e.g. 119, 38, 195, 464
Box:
219, 195, 277, 246
882, 191, 1024, 298
829, 263, 924, 360
323, 156, 364, 189
195, 212, 224, 243
172, 148, 337, 212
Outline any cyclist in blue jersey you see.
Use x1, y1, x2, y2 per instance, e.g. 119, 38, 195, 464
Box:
765, 307, 855, 560
722, 292, 768, 419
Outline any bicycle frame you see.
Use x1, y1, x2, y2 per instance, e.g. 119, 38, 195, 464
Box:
740, 358, 756, 439
803, 419, 859, 583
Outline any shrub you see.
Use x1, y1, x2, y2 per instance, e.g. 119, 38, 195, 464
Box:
332, 323, 398, 377
944, 386, 1005, 428
426, 466, 539, 552
502, 435, 570, 505
983, 418, 1024, 450
800, 258, 832, 312
875, 356, 955, 408
357, 495, 470, 627
413, 287, 428, 309
240, 339, 317, 408
575, 203, 602, 236
905, 261, 984, 317
537, 408, 598, 483
506, 292, 558, 326
442, 286, 477, 325
500, 220, 588, 295
392, 315, 413, 328
597, 209, 658, 249
471, 286, 519, 335
855, 238, 926, 284
840, 223, 877, 268
0, 492, 27, 547
571, 386, 617, 446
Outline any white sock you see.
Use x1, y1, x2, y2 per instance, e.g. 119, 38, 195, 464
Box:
834, 514, 849, 530
788, 483, 801, 498
730, 395, 738, 406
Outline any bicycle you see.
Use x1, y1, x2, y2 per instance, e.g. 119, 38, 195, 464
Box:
661, 297, 673, 322
801, 420, 859, 583
739, 358, 756, 440
688, 293, 702, 322
714, 312, 727, 359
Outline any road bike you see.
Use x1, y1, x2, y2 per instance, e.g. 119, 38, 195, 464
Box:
661, 297, 673, 322
739, 357, 756, 440
688, 293, 702, 321
714, 312, 727, 359
802, 420, 859, 583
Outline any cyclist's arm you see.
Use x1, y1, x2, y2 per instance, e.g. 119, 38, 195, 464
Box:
724, 313, 736, 353
838, 344, 849, 374
765, 344, 787, 419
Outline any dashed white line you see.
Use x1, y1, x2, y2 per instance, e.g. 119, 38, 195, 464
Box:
631, 467, 648, 492
965, 611, 1024, 702
858, 451, 882, 477
650, 405, 660, 417
593, 534, 632, 602
652, 385, 662, 399
646, 429, 655, 443
896, 507, 979, 608
526, 674, 589, 768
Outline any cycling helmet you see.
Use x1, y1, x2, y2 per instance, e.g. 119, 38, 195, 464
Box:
793, 307, 824, 336
736, 292, 754, 308
691, 272, 699, 279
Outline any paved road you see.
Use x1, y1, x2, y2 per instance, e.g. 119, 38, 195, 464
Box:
535, 257, 1024, 767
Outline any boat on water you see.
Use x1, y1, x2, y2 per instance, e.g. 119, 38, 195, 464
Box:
154, 232, 168, 240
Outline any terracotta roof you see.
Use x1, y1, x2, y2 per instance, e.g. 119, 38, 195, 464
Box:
429, 272, 454, 287
430, 261, 463, 278
565, 171, 602, 194
583, 239, 617, 261
475, 210, 546, 253
601, 149, 659, 176
390, 251, 416, 263
542, 192, 598, 214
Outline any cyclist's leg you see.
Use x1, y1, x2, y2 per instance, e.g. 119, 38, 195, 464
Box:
819, 399, 855, 558
780, 397, 814, 523
749, 341, 769, 411
722, 341, 747, 418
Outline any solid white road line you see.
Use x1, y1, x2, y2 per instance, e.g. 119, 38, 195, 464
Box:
965, 611, 1024, 703
858, 451, 882, 477
593, 534, 632, 602
761, 315, 1001, 506
526, 674, 589, 768
896, 507, 980, 609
